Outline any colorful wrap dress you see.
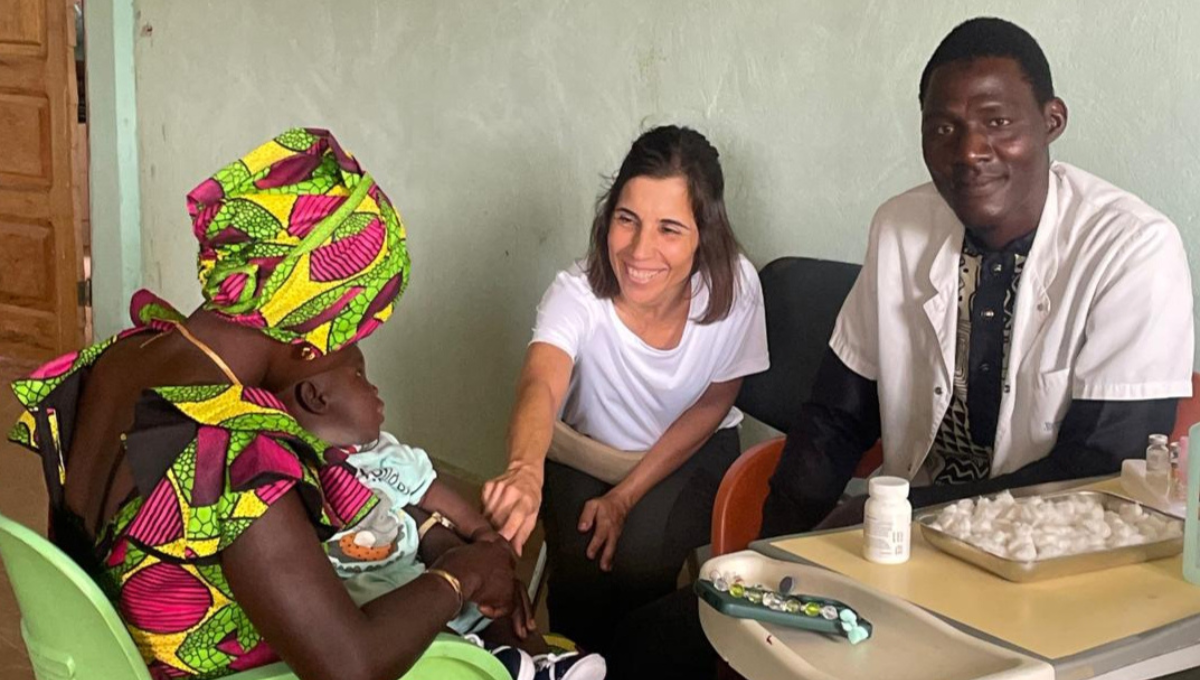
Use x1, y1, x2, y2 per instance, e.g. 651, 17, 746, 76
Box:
8, 296, 380, 679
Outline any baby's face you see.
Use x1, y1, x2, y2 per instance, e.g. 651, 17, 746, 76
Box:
303, 345, 385, 447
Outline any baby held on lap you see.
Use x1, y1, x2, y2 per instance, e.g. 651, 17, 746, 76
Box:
275, 344, 607, 680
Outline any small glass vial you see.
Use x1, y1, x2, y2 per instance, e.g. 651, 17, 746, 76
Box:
1170, 441, 1186, 504
1146, 434, 1171, 497
863, 476, 912, 564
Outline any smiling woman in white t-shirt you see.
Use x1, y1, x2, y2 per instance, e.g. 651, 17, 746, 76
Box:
481, 126, 769, 653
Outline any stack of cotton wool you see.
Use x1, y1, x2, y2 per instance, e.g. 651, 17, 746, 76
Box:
929, 491, 1182, 561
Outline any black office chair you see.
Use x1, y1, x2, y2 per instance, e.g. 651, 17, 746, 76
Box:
736, 256, 863, 432
713, 256, 866, 557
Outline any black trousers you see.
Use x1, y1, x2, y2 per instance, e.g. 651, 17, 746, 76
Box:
541, 427, 740, 654
608, 585, 717, 680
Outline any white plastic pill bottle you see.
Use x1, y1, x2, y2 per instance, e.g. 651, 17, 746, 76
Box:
863, 476, 912, 564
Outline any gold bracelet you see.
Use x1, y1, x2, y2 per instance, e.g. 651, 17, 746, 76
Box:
425, 568, 464, 614
418, 511, 454, 540
418, 513, 439, 540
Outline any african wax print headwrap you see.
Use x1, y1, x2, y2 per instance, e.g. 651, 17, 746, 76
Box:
187, 127, 410, 357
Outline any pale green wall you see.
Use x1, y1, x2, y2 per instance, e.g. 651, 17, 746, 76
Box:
126, 0, 1200, 477
86, 0, 142, 339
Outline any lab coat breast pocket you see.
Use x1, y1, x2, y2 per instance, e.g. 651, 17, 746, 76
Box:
1029, 367, 1073, 440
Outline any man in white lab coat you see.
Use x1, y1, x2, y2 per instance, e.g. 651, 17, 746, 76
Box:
762, 17, 1195, 536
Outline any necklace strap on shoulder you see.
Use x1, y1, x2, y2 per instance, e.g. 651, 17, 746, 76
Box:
174, 323, 242, 385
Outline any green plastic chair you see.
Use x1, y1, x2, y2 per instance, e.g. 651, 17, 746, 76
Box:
0, 511, 508, 680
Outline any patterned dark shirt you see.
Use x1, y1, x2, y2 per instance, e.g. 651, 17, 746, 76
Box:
924, 230, 1035, 485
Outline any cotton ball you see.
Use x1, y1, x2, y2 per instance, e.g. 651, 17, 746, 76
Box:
1136, 516, 1164, 539
947, 517, 973, 540
1019, 505, 1040, 523
987, 543, 1010, 558
1039, 543, 1066, 559
1011, 544, 1038, 561
933, 510, 954, 529
933, 505, 958, 530
1119, 503, 1144, 523
1033, 533, 1058, 552
1006, 537, 1034, 556
1036, 506, 1065, 527
971, 504, 988, 524
1067, 498, 1090, 516
1084, 519, 1112, 538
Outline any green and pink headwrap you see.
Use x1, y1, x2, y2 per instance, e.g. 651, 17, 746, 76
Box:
188, 127, 410, 357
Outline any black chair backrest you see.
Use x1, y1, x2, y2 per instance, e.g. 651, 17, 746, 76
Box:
735, 256, 862, 434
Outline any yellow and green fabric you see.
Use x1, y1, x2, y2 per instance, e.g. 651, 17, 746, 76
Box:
189, 127, 410, 358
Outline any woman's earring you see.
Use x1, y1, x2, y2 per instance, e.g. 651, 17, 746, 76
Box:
300, 346, 318, 361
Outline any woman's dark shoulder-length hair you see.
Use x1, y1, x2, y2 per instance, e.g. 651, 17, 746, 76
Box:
584, 125, 743, 324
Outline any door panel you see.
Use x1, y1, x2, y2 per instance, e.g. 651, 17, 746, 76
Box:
0, 0, 46, 57
0, 0, 82, 362
0, 92, 52, 186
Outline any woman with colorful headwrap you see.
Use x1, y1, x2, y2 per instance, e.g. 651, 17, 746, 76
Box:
8, 129, 516, 680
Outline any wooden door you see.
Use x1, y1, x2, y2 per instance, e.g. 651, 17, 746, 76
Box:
0, 0, 83, 364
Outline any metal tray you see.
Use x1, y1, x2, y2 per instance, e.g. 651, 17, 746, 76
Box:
916, 490, 1183, 583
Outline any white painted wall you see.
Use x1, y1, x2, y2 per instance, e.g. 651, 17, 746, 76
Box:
128, 0, 1200, 477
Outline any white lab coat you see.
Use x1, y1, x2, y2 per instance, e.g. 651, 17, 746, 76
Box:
831, 162, 1194, 480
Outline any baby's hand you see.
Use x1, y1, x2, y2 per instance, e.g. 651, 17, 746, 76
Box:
510, 577, 537, 640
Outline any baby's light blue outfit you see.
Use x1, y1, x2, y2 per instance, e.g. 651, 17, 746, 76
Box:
327, 431, 488, 634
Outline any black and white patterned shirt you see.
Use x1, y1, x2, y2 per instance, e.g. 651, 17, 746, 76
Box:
923, 230, 1036, 485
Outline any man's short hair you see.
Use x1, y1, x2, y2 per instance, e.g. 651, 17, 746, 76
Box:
919, 17, 1055, 106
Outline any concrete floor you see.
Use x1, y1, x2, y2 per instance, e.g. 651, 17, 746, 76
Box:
0, 359, 43, 680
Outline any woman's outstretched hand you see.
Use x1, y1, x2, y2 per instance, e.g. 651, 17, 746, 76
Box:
481, 463, 543, 556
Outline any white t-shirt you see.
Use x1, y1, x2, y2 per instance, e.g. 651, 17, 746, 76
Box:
532, 254, 770, 451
